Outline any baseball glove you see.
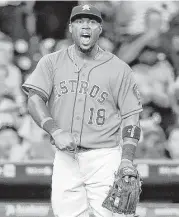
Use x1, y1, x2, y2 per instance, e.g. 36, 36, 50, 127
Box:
102, 166, 142, 215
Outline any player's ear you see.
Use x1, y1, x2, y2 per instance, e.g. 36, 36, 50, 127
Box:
99, 24, 102, 35
69, 23, 72, 33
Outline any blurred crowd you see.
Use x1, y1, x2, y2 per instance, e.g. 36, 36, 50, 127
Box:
1, 0, 179, 162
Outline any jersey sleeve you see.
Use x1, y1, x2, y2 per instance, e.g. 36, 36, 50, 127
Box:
118, 65, 143, 119
22, 55, 53, 101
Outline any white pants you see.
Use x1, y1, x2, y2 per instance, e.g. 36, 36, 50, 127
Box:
51, 146, 129, 217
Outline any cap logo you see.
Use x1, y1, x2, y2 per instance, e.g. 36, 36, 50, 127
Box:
82, 5, 90, 11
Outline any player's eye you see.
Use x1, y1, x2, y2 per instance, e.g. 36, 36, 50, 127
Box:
75, 19, 82, 24
89, 19, 97, 24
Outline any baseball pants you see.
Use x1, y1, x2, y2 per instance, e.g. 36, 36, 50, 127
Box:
51, 146, 129, 217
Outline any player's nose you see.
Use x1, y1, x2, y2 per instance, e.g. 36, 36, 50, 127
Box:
82, 21, 90, 29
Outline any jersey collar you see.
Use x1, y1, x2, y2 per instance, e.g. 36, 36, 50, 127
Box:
67, 44, 113, 71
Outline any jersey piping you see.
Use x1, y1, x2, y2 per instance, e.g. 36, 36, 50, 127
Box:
67, 47, 82, 134
67, 45, 114, 145
22, 83, 49, 100
122, 108, 143, 119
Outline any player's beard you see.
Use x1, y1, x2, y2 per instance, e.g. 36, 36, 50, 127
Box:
78, 44, 95, 54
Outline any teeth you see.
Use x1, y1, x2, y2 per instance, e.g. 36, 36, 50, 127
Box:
81, 36, 90, 44
81, 32, 91, 44
82, 33, 90, 37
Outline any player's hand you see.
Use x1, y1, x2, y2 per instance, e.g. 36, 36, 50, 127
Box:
51, 129, 76, 151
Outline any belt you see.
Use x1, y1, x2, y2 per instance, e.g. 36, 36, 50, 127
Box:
76, 146, 93, 152
66, 146, 93, 153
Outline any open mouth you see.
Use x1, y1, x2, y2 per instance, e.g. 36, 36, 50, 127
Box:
81, 33, 91, 45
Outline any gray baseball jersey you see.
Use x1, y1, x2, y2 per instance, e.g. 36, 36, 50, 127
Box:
22, 45, 142, 148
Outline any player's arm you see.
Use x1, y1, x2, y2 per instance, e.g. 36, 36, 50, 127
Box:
22, 55, 76, 151
21, 55, 58, 134
27, 89, 59, 135
27, 89, 75, 150
102, 112, 142, 213
116, 65, 142, 166
117, 30, 159, 64
120, 112, 141, 167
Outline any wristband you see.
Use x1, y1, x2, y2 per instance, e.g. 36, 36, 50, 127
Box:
41, 118, 59, 135
51, 128, 63, 138
121, 159, 132, 163
122, 125, 141, 140
123, 140, 137, 147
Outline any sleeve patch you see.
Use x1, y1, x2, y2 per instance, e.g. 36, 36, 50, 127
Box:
133, 84, 141, 105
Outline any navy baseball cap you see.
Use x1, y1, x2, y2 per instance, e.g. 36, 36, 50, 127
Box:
70, 4, 102, 23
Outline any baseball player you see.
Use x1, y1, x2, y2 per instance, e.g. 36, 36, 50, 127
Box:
22, 4, 143, 217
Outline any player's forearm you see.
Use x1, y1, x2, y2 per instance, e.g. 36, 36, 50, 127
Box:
118, 34, 151, 63
121, 113, 141, 162
122, 137, 138, 162
27, 94, 59, 135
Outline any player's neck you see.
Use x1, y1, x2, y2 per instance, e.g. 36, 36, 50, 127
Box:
74, 44, 99, 61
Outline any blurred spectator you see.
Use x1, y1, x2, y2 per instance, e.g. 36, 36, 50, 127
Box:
126, 1, 177, 35
91, 1, 117, 41
163, 10, 179, 77
132, 57, 174, 108
0, 34, 26, 111
0, 95, 21, 129
116, 8, 175, 135
133, 59, 175, 136
117, 8, 164, 65
0, 95, 30, 161
98, 36, 114, 52
112, 1, 175, 51
113, 1, 135, 46
34, 1, 77, 39
169, 76, 179, 116
19, 114, 55, 160
0, 127, 22, 161
39, 25, 73, 56
0, 94, 54, 161
0, 2, 30, 40
136, 118, 169, 159
54, 26, 73, 52
39, 38, 56, 56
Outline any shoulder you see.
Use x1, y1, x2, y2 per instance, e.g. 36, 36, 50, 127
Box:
108, 53, 132, 75
35, 46, 72, 70
42, 47, 70, 62
101, 51, 133, 83
111, 54, 130, 67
